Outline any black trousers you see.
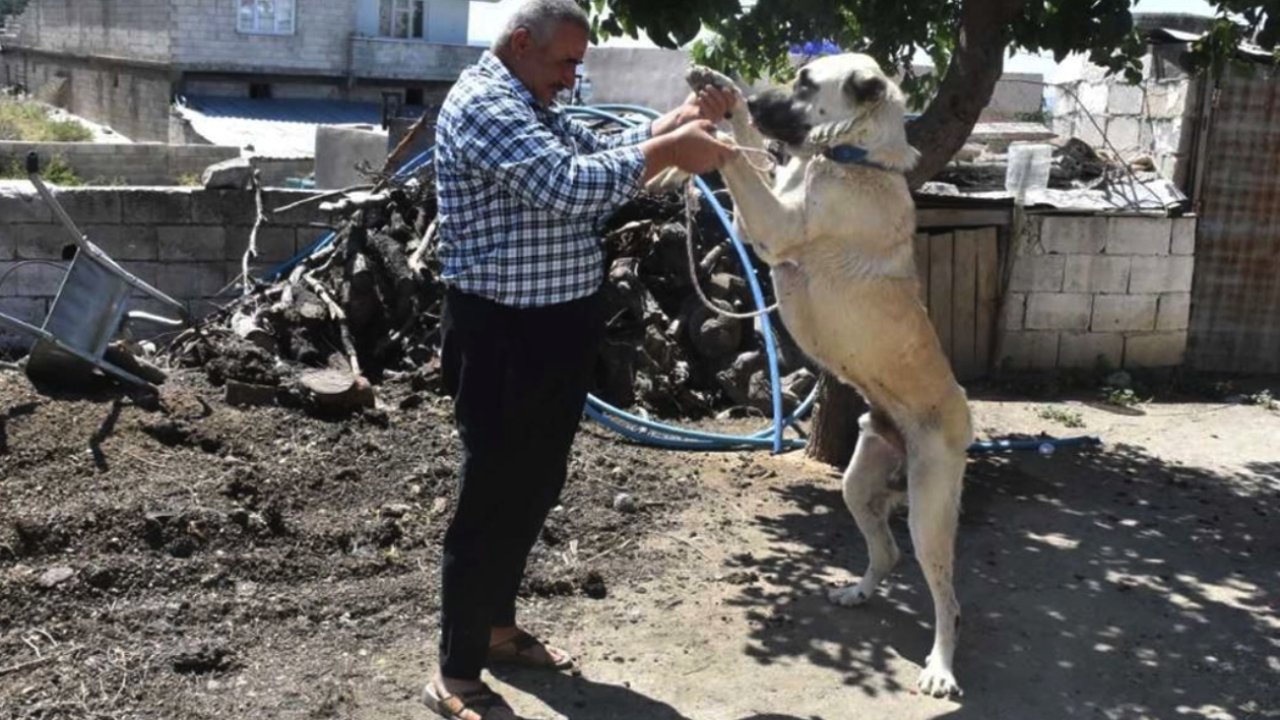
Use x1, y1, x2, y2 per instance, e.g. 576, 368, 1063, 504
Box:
437, 286, 604, 680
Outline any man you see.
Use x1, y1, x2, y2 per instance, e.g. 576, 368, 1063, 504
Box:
425, 1, 738, 718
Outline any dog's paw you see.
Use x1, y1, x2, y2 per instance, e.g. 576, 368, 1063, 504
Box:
827, 583, 875, 607
685, 65, 738, 94
916, 657, 963, 698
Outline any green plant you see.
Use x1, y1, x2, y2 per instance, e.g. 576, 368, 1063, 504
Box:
0, 97, 93, 142
1101, 386, 1142, 408
1036, 405, 1084, 428
176, 172, 202, 187
40, 154, 83, 186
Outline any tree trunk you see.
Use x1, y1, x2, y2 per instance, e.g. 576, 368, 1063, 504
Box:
805, 373, 867, 468
905, 0, 1025, 188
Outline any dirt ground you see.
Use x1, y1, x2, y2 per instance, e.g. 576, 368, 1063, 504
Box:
2, 369, 1278, 720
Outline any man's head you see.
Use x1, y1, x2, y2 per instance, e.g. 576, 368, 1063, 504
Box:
491, 0, 590, 107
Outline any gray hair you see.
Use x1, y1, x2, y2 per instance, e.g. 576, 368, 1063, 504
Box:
491, 0, 590, 51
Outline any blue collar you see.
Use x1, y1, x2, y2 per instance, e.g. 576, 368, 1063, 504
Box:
822, 144, 891, 171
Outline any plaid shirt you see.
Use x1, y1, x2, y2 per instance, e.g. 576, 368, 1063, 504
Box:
434, 51, 652, 307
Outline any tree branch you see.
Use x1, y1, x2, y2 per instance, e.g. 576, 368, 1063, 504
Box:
906, 0, 1026, 188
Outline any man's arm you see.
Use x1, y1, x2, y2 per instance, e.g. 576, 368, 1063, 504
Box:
456, 101, 646, 217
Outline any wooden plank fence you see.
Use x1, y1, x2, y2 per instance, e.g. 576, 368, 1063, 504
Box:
913, 228, 1001, 381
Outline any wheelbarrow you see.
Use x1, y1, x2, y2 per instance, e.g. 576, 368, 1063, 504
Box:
0, 152, 189, 389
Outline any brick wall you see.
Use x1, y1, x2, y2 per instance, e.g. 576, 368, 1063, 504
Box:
1000, 213, 1196, 370
0, 184, 327, 349
1, 142, 240, 185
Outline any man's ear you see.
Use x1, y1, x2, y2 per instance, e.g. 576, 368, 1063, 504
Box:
843, 73, 886, 105
510, 26, 533, 57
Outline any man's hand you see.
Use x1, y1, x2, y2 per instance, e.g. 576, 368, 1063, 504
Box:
651, 84, 743, 137
639, 120, 737, 183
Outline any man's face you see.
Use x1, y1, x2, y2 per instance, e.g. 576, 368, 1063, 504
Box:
508, 21, 588, 106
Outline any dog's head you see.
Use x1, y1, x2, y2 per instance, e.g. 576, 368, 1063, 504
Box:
746, 53, 919, 171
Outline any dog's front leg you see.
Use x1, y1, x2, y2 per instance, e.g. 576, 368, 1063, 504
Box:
718, 155, 806, 265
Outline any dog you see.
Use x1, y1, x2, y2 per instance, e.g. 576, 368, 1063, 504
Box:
685, 55, 974, 698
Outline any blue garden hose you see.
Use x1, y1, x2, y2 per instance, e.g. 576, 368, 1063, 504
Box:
262, 103, 1100, 457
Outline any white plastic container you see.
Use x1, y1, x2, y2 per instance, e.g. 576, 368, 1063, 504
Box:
1005, 142, 1053, 202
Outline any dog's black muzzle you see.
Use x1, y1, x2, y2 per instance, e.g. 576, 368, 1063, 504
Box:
746, 89, 811, 147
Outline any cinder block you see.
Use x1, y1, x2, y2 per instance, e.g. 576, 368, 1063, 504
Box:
999, 331, 1060, 370
120, 189, 194, 225
1156, 292, 1191, 331
263, 190, 328, 225
1107, 216, 1171, 255
156, 263, 227, 299
1108, 83, 1145, 115
1008, 255, 1065, 292
157, 226, 227, 261
51, 189, 123, 224
1058, 332, 1124, 369
83, 225, 159, 261
1092, 294, 1158, 332
1026, 293, 1093, 331
1124, 331, 1187, 367
1129, 256, 1194, 293
190, 189, 260, 225
1003, 292, 1026, 331
1041, 215, 1108, 255
0, 187, 54, 224
1106, 116, 1143, 152
11, 224, 75, 260
225, 226, 297, 263
1064, 255, 1131, 293
0, 297, 45, 347
1170, 217, 1196, 255
0, 259, 65, 297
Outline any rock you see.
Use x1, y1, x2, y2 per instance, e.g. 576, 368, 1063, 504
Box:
783, 368, 818, 400
201, 157, 254, 190
612, 493, 639, 514
582, 571, 608, 599
37, 566, 75, 589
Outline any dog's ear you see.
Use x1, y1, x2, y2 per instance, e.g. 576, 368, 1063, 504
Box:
843, 73, 886, 105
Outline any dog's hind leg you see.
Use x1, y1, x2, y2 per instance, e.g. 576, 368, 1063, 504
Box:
828, 411, 905, 607
905, 413, 969, 697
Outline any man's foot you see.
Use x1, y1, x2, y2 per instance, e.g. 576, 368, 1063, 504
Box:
487, 627, 574, 671
423, 674, 518, 720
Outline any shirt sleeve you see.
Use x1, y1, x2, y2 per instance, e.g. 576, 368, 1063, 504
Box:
453, 97, 647, 218
563, 114, 654, 152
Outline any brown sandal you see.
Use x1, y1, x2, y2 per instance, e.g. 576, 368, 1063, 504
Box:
423, 680, 516, 720
487, 630, 575, 671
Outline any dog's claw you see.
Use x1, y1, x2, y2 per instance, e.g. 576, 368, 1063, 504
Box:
916, 658, 963, 699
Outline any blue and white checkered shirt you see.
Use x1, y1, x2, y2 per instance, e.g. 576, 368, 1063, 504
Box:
434, 51, 652, 307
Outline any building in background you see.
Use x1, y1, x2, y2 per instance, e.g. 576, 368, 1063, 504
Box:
0, 0, 496, 143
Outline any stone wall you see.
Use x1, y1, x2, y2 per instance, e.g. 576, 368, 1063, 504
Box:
0, 142, 240, 185
1000, 212, 1196, 370
0, 184, 326, 349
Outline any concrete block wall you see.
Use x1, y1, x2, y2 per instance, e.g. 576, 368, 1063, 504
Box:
1050, 47, 1199, 185
0, 184, 327, 349
1, 142, 240, 185
1000, 213, 1196, 370
6, 0, 173, 63
172, 0, 355, 75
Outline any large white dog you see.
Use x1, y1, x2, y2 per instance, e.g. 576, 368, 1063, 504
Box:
685, 55, 974, 697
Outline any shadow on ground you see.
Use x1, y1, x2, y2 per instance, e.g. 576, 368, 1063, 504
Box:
724, 441, 1280, 718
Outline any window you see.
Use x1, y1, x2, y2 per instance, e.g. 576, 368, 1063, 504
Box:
238, 0, 296, 35
249, 83, 272, 99
380, 0, 425, 39
404, 87, 424, 106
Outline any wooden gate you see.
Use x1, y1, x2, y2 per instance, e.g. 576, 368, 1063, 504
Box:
913, 226, 1002, 381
